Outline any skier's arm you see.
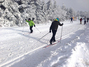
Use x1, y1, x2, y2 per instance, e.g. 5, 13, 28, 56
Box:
32, 22, 36, 27
34, 25, 36, 27
25, 20, 29, 23
49, 23, 53, 33
33, 23, 36, 27
49, 27, 52, 33
58, 21, 63, 26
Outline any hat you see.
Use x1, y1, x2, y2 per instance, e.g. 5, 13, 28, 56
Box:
56, 18, 59, 21
28, 18, 31, 20
54, 18, 59, 21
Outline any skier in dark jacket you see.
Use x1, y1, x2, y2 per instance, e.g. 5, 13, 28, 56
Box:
84, 17, 87, 25
70, 17, 73, 22
87, 18, 89, 22
49, 18, 63, 44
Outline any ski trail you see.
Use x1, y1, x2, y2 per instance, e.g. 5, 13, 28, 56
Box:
0, 20, 86, 66
0, 44, 46, 67
36, 28, 86, 67
0, 23, 86, 67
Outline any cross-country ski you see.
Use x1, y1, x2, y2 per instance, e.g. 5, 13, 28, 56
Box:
43, 41, 60, 48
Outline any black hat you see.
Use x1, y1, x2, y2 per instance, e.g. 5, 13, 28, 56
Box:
28, 18, 31, 20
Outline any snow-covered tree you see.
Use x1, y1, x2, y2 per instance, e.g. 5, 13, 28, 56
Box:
68, 8, 76, 18
0, 0, 79, 27
46, 0, 53, 20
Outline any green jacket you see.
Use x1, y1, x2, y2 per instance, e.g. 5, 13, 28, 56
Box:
26, 20, 35, 26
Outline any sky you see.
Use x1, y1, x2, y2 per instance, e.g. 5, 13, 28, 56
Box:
44, 0, 89, 11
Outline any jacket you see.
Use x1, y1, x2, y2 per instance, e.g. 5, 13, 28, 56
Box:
26, 20, 35, 26
50, 20, 63, 31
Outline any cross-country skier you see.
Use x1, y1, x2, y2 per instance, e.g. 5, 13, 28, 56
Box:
87, 18, 89, 22
49, 18, 63, 44
25, 18, 35, 33
84, 17, 87, 25
80, 18, 82, 24
70, 17, 73, 22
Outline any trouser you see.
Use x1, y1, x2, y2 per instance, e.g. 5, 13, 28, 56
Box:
71, 19, 73, 22
50, 30, 57, 43
84, 21, 86, 25
30, 26, 33, 33
80, 21, 82, 24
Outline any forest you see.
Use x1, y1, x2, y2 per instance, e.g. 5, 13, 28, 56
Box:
0, 0, 89, 27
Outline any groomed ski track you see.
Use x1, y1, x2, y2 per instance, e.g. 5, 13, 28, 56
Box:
0, 20, 86, 67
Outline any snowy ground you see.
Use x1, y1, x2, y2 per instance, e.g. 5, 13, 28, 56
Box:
0, 20, 89, 67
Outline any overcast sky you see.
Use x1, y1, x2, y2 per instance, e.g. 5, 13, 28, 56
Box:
44, 0, 89, 11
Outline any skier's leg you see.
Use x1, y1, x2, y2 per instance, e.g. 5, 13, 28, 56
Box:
30, 26, 33, 33
50, 30, 54, 44
50, 38, 52, 44
84, 21, 85, 25
50, 30, 56, 44
84, 21, 86, 25
85, 21, 86, 24
32, 26, 33, 33
52, 30, 57, 42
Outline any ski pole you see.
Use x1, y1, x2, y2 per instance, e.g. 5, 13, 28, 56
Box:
22, 19, 26, 32
38, 32, 49, 40
60, 26, 63, 43
32, 18, 41, 33
35, 27, 41, 33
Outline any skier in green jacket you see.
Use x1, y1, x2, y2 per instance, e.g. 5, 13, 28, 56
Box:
25, 18, 35, 33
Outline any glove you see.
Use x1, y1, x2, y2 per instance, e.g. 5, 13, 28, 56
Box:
49, 30, 51, 33
62, 23, 64, 25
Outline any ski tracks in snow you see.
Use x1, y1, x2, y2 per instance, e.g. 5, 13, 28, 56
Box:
36, 22, 86, 67
0, 20, 86, 67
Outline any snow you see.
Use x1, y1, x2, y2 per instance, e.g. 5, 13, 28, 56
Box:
0, 19, 89, 67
